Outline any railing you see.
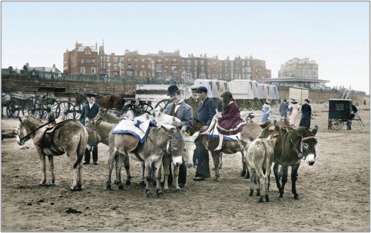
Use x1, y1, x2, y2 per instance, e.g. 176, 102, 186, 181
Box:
1, 69, 193, 86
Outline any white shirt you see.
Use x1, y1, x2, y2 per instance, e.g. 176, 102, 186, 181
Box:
89, 103, 94, 109
174, 100, 183, 113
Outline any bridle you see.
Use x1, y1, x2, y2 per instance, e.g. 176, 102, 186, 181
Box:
291, 135, 317, 160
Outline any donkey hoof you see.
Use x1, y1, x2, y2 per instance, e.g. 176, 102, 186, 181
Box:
265, 196, 270, 202
146, 190, 152, 198
118, 184, 124, 190
240, 171, 246, 177
174, 188, 180, 193
139, 181, 146, 187
294, 195, 300, 200
70, 186, 82, 192
125, 180, 131, 186
49, 182, 55, 187
105, 184, 112, 190
258, 197, 264, 203
156, 190, 164, 197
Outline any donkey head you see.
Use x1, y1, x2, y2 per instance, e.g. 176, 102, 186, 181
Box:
182, 131, 200, 168
85, 118, 99, 150
291, 125, 318, 166
161, 125, 185, 167
16, 116, 43, 146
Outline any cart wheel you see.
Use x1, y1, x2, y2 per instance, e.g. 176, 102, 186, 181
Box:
41, 98, 60, 120
139, 103, 154, 115
57, 101, 75, 120
74, 104, 83, 121
22, 97, 43, 119
6, 99, 20, 118
330, 119, 344, 131
121, 104, 143, 117
154, 99, 172, 110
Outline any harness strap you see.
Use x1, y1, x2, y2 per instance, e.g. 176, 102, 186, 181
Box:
49, 143, 64, 155
85, 126, 96, 131
302, 136, 316, 142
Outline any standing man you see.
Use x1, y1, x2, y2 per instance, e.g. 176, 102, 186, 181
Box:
299, 99, 312, 128
80, 92, 100, 165
193, 86, 216, 181
164, 85, 193, 188
184, 85, 199, 118
279, 98, 289, 120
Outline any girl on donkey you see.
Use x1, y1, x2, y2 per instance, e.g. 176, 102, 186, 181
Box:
201, 91, 246, 151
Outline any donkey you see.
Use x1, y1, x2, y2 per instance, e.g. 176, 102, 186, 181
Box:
261, 124, 318, 199
85, 117, 132, 189
189, 118, 266, 181
163, 131, 199, 191
107, 126, 185, 197
75, 92, 125, 111
243, 136, 274, 202
16, 116, 88, 190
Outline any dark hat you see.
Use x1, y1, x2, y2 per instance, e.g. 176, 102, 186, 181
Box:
87, 92, 96, 98
196, 86, 208, 93
167, 85, 180, 96
305, 98, 310, 103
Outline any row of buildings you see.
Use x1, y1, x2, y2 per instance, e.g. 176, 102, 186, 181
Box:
63, 42, 272, 82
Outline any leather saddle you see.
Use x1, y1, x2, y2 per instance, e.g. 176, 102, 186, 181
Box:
33, 119, 74, 150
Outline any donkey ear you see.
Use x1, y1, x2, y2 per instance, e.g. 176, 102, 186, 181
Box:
312, 125, 318, 135
190, 131, 200, 141
18, 116, 22, 123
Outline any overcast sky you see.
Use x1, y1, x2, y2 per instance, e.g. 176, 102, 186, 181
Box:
2, 2, 369, 94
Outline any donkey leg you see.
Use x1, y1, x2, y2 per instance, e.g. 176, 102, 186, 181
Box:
105, 149, 116, 190
67, 152, 79, 190
139, 162, 146, 187
241, 152, 247, 177
273, 163, 283, 197
47, 155, 55, 186
144, 160, 153, 197
38, 152, 47, 186
123, 155, 132, 186
211, 151, 220, 181
173, 165, 180, 192
248, 166, 255, 197
154, 159, 164, 197
115, 153, 124, 190
280, 166, 289, 198
162, 154, 171, 191
291, 165, 300, 199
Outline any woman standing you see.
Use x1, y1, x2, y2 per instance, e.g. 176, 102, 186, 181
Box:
288, 99, 301, 127
201, 91, 246, 151
299, 99, 312, 128
261, 98, 271, 123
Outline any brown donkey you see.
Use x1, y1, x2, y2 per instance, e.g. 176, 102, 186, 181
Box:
16, 116, 88, 190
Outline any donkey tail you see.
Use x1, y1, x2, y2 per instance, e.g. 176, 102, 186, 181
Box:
73, 131, 87, 169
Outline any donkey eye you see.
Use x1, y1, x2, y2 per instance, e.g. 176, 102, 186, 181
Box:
183, 148, 187, 152
173, 145, 178, 150
303, 143, 308, 148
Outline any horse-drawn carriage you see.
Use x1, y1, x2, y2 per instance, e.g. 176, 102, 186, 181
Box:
328, 99, 364, 131
2, 91, 66, 120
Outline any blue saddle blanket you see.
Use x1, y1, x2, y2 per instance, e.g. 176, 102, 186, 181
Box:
206, 125, 240, 142
111, 114, 157, 143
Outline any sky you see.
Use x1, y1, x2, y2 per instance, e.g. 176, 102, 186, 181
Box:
1, 1, 369, 94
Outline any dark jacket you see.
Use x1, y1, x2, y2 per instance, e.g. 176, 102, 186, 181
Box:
299, 103, 312, 128
79, 102, 100, 126
196, 97, 216, 125
165, 101, 193, 131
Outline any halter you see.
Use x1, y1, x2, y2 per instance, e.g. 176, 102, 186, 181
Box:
298, 136, 317, 159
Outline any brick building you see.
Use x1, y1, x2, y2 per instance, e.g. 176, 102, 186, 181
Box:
63, 42, 98, 75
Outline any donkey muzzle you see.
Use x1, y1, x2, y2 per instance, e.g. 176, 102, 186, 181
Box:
172, 156, 183, 167
16, 135, 25, 146
305, 154, 316, 166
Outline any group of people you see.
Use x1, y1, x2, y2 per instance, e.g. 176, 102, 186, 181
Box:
281, 98, 312, 128
79, 84, 314, 187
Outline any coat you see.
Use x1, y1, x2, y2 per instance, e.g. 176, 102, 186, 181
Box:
299, 103, 312, 128
217, 101, 246, 135
79, 102, 100, 126
279, 102, 288, 118
261, 103, 271, 123
288, 102, 300, 126
164, 101, 193, 131
196, 97, 216, 126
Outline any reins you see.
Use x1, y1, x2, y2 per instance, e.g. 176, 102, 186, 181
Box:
19, 119, 54, 143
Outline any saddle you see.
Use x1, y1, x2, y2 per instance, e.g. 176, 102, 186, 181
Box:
33, 119, 75, 154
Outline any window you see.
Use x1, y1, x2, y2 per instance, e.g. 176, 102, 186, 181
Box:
80, 67, 85, 74
200, 60, 204, 65
128, 58, 131, 61
91, 68, 95, 74
114, 64, 118, 70
142, 58, 145, 62
194, 60, 198, 66
127, 70, 133, 76
135, 57, 137, 61
187, 60, 191, 66
142, 64, 145, 68
81, 59, 84, 64
128, 64, 131, 68
92, 59, 95, 63
114, 57, 118, 63
181, 60, 185, 66
107, 57, 110, 62
148, 64, 151, 69
86, 59, 91, 64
